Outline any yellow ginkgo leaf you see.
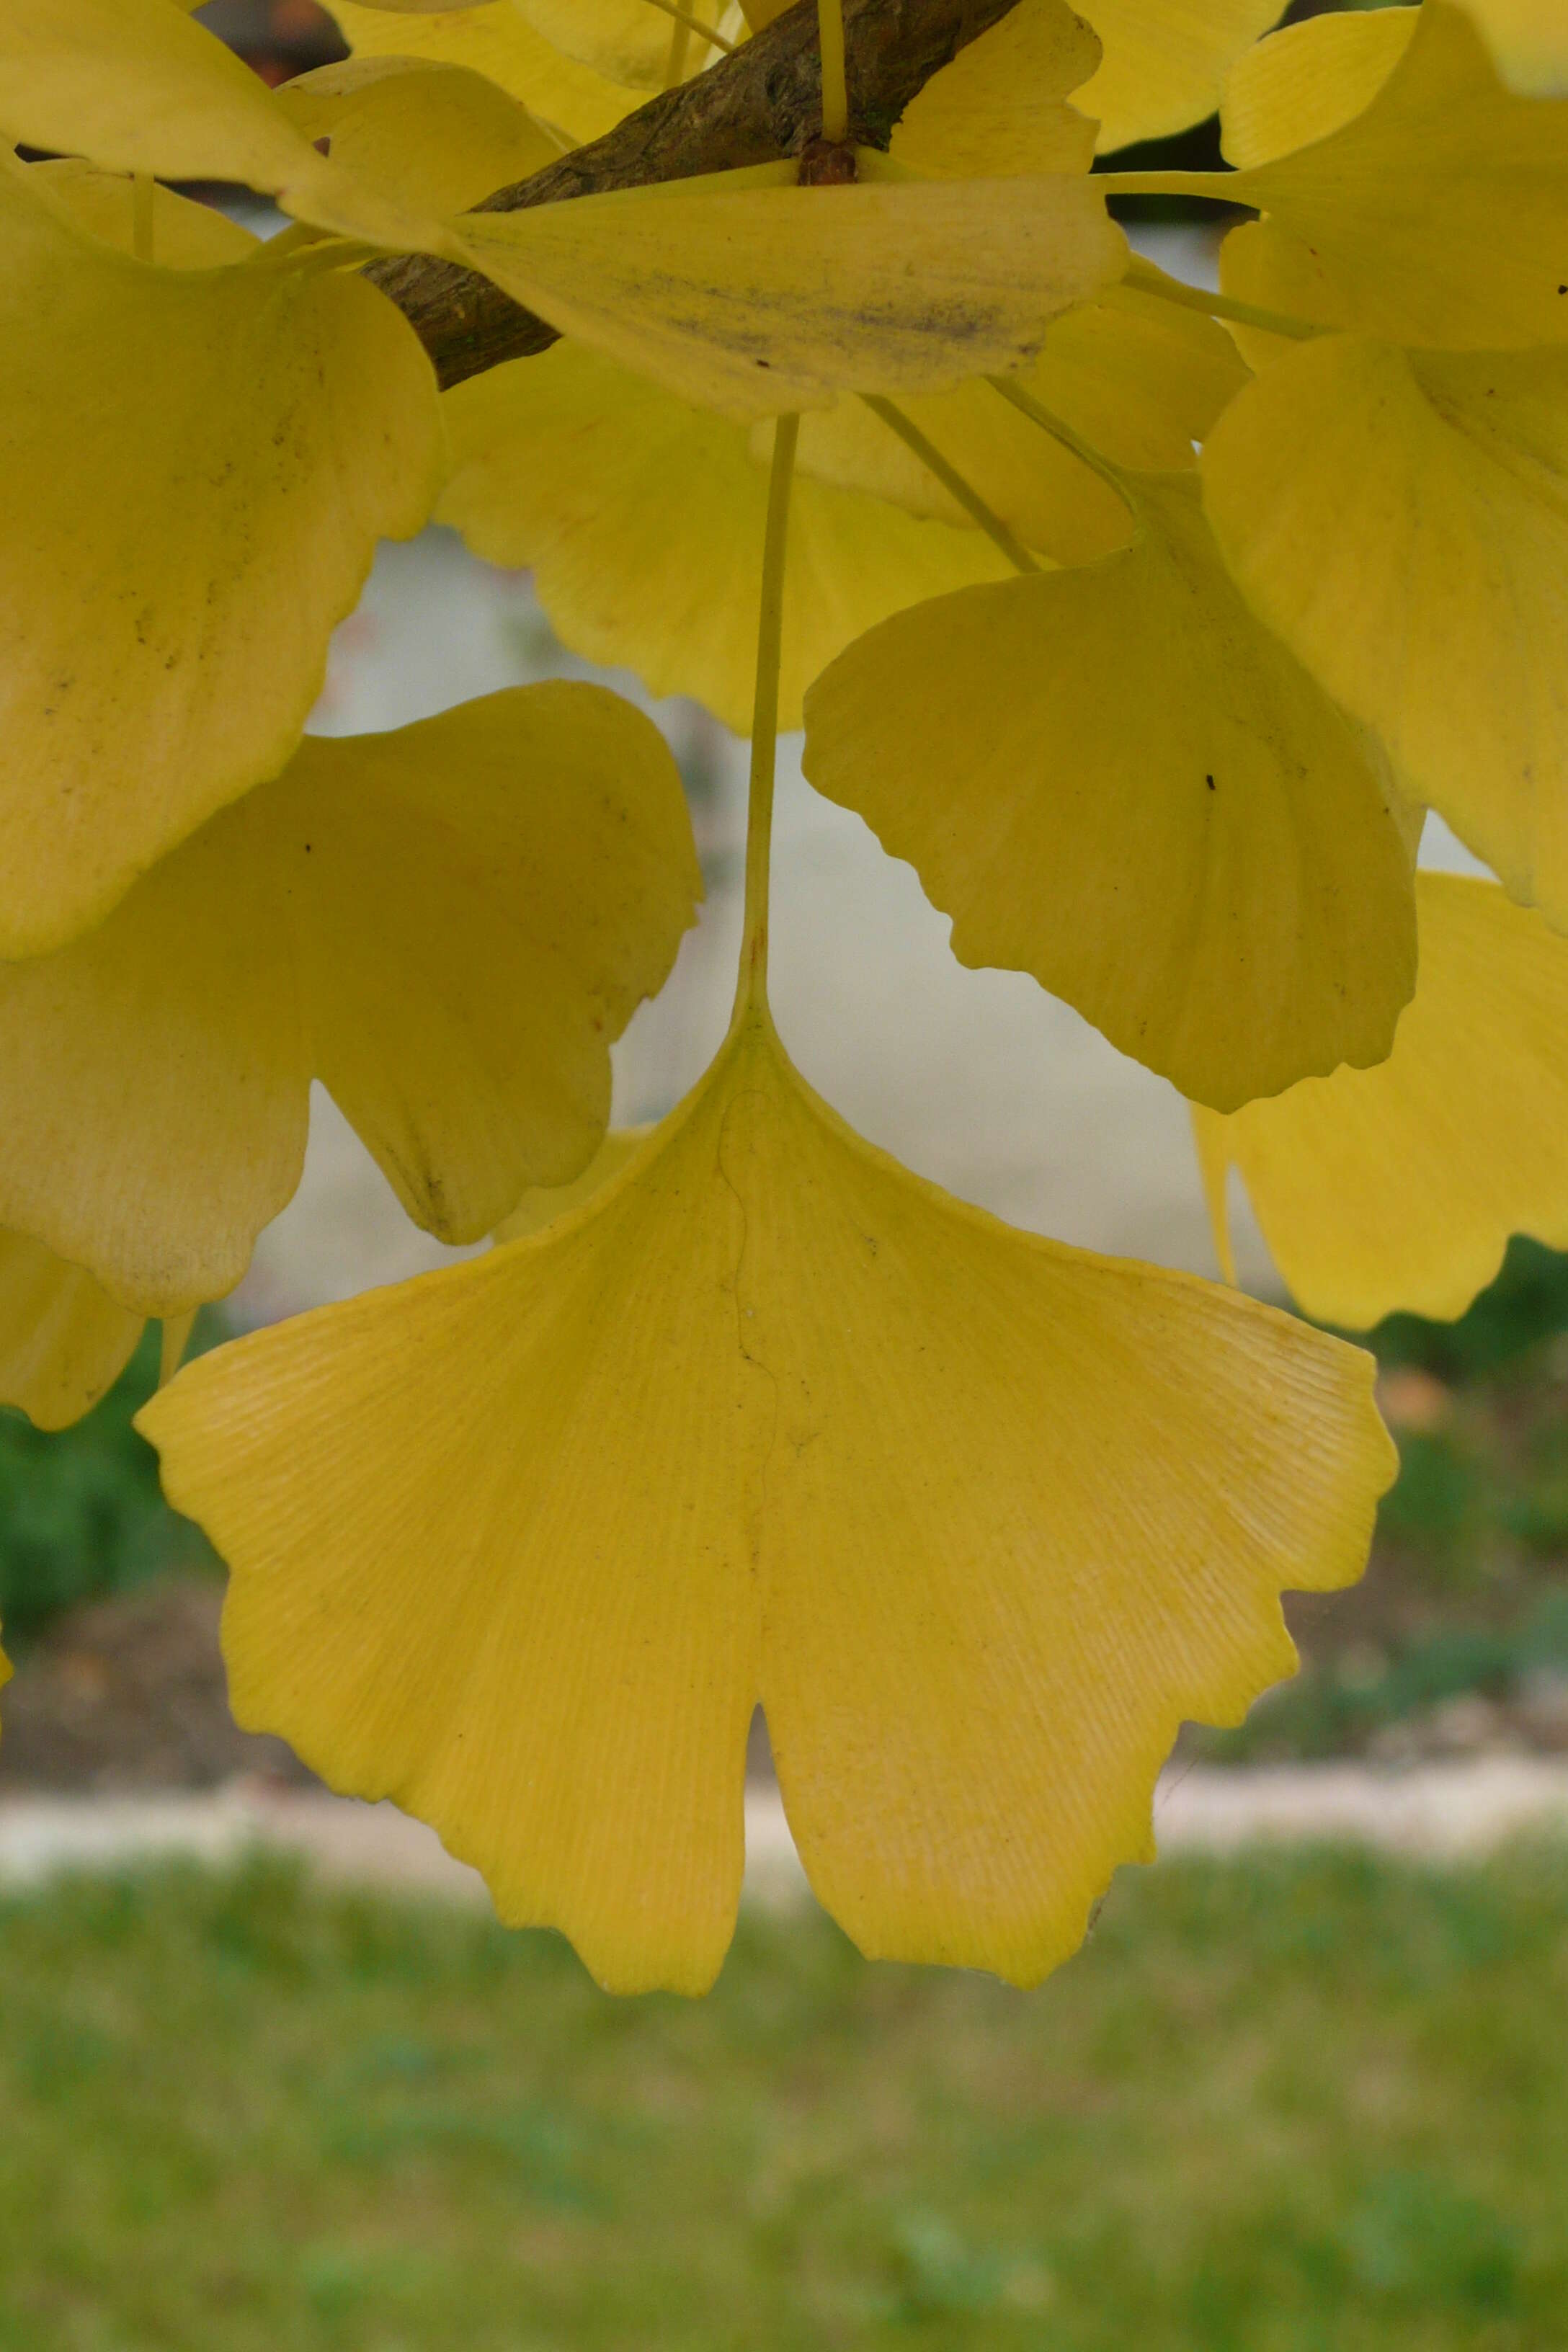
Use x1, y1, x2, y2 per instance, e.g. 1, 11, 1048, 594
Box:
441, 288, 1241, 730
1221, 1, 1568, 349
277, 58, 561, 215
511, 0, 721, 89
282, 690, 698, 1237
1077, 268, 1252, 446
803, 472, 1415, 1112
890, 0, 1099, 178
141, 1003, 1391, 1995
0, 158, 442, 957
0, 687, 698, 1315
0, 0, 455, 249
322, 0, 638, 144
493, 1127, 652, 1242
788, 280, 1247, 566
1219, 6, 1415, 169
1215, 216, 1348, 369
1453, 0, 1568, 94
0, 813, 302, 1317
451, 173, 1128, 419
0, 1230, 146, 1432
1074, 0, 1286, 153
1194, 877, 1568, 1328
34, 157, 262, 265
437, 341, 1011, 734
349, 0, 733, 86
1203, 335, 1568, 928
787, 385, 1130, 566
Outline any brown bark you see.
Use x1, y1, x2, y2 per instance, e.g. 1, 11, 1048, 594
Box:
365, 0, 1025, 388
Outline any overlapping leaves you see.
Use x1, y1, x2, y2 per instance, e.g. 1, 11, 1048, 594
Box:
143, 1003, 1391, 1992
0, 0, 1559, 2000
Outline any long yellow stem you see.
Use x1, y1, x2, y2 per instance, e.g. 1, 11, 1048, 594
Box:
986, 375, 1132, 507
133, 170, 155, 263
817, 0, 849, 143
663, 13, 692, 89
1115, 269, 1324, 345
860, 395, 1040, 574
736, 414, 799, 1015
642, 0, 735, 56
160, 1311, 197, 1389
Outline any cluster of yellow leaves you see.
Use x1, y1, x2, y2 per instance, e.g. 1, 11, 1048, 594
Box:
0, 0, 1564, 1992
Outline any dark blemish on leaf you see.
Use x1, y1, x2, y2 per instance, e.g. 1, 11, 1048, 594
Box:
1206, 774, 1216, 790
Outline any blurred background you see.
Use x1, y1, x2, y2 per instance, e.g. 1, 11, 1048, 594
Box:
1, 4, 1565, 2346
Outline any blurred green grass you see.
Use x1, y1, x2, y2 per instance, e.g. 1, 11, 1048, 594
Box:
2, 1845, 1567, 2349
0, 1315, 226, 1644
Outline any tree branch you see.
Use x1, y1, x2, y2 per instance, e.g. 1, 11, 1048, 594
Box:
366, 0, 1025, 388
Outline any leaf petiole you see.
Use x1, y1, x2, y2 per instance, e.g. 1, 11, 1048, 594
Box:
986, 375, 1133, 514
736, 414, 800, 1013
641, 0, 736, 57
860, 394, 1040, 574
1115, 260, 1325, 346
818, 0, 850, 143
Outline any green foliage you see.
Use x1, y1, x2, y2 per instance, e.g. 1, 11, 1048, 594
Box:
1, 1847, 1566, 2348
1500, 1418, 1568, 1556
1209, 1592, 1568, 1762
1096, 0, 1408, 225
1206, 1239, 1568, 1760
1366, 1235, 1568, 1384
0, 1317, 221, 1642
1363, 1241, 1568, 1582
1376, 1427, 1489, 1567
